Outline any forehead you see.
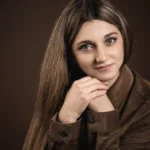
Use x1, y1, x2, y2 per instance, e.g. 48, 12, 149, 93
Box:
73, 20, 121, 44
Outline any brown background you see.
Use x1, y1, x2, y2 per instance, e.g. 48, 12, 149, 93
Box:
1, 0, 150, 150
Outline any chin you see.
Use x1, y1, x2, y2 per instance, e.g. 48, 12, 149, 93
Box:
93, 71, 119, 82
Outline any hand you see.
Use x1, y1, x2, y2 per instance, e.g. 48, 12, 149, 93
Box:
87, 78, 114, 112
88, 94, 115, 112
58, 76, 108, 124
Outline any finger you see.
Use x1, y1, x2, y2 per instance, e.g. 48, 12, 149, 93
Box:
84, 83, 108, 93
75, 76, 92, 84
89, 90, 107, 100
78, 78, 109, 90
103, 82, 109, 85
78, 78, 100, 88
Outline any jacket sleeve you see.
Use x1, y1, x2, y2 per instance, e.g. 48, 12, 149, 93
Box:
120, 106, 150, 150
47, 113, 81, 150
87, 105, 150, 150
87, 109, 120, 150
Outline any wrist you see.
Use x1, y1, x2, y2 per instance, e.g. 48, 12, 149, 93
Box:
58, 112, 77, 124
88, 95, 115, 112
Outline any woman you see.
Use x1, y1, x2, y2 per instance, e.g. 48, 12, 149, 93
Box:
23, 0, 150, 149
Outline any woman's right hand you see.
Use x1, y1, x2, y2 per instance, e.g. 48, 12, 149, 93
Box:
58, 76, 108, 124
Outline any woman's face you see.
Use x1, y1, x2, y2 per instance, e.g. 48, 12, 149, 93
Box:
72, 20, 124, 82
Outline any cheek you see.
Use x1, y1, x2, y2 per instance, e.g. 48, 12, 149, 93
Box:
116, 49, 124, 58
76, 55, 93, 68
118, 40, 124, 58
77, 58, 89, 67
118, 47, 124, 60
110, 38, 124, 58
112, 44, 124, 60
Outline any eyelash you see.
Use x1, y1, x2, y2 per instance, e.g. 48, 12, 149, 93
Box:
78, 44, 93, 51
105, 37, 117, 45
78, 37, 117, 51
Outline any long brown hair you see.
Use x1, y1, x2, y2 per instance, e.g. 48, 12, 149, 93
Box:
23, 0, 133, 149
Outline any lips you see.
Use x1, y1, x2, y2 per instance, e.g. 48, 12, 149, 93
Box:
95, 64, 112, 69
95, 64, 113, 70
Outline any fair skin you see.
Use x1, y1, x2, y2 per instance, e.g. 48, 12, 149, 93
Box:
59, 20, 124, 124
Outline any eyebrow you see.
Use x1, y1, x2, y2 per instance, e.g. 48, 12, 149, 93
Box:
77, 40, 96, 47
104, 32, 118, 39
76, 32, 118, 46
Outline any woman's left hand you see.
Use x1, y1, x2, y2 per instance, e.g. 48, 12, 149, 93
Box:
88, 82, 115, 112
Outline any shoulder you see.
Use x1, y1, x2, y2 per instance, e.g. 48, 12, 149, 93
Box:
132, 70, 150, 100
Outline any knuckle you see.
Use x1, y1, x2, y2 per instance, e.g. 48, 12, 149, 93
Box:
77, 84, 83, 92
73, 80, 79, 87
84, 76, 91, 79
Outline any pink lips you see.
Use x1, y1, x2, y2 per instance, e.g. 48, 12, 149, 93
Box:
95, 64, 113, 71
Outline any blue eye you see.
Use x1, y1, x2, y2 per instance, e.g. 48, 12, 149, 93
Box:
105, 37, 117, 45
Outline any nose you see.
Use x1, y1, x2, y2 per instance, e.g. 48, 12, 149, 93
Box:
95, 47, 107, 63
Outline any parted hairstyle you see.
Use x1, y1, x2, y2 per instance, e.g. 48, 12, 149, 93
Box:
23, 0, 133, 149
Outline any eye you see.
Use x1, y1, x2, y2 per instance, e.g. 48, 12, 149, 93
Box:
105, 37, 117, 45
78, 44, 93, 52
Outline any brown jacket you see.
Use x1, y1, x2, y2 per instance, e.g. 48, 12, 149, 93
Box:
47, 65, 150, 150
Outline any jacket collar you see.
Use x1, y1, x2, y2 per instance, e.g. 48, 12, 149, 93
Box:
107, 64, 134, 109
